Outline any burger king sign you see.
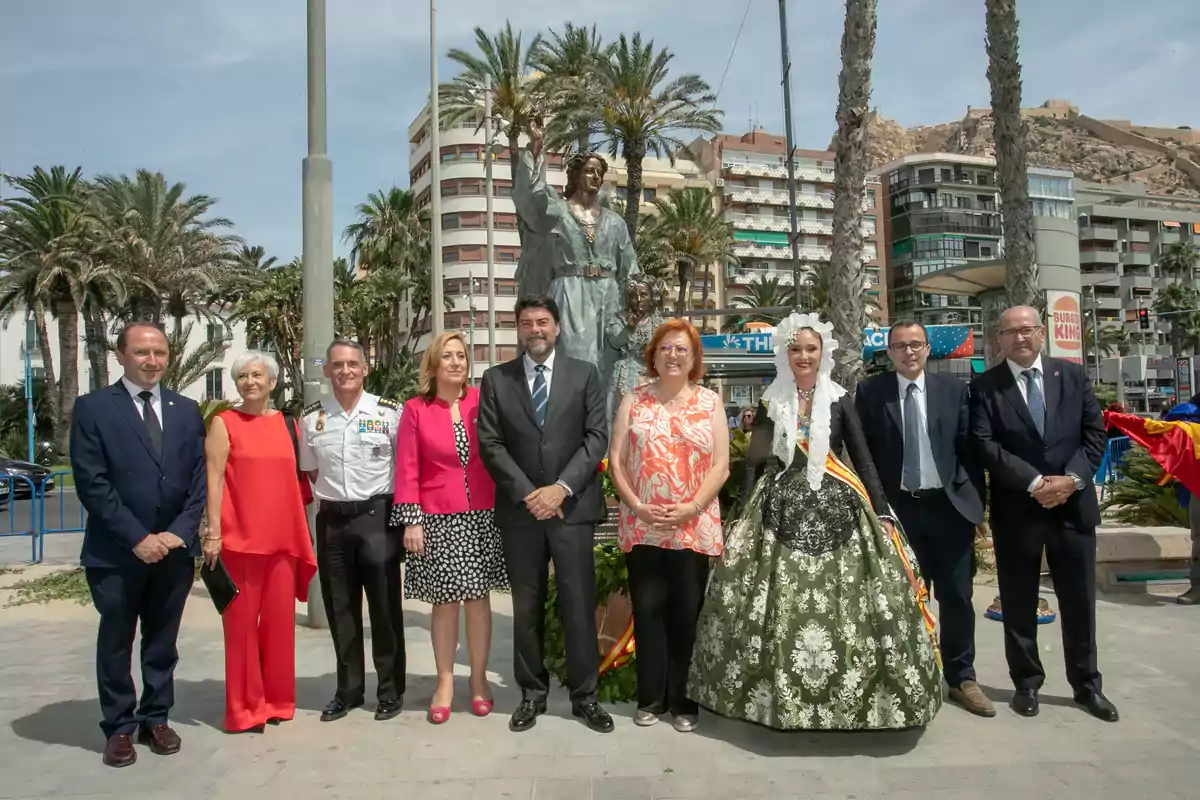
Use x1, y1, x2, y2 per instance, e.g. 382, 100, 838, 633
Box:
1046, 290, 1083, 364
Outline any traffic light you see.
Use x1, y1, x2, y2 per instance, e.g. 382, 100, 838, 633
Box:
1138, 308, 1150, 330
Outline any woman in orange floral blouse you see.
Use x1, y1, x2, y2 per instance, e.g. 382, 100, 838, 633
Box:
608, 318, 729, 733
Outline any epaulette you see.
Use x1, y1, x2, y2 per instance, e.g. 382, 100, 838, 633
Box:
303, 401, 323, 416
377, 397, 400, 410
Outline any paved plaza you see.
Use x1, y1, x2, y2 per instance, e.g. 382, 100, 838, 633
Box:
1, 546, 1199, 799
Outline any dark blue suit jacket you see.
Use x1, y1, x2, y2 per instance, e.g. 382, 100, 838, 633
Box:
70, 382, 207, 569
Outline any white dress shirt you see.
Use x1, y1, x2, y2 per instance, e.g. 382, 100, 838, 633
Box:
1005, 355, 1049, 491
521, 348, 573, 496
896, 372, 942, 490
523, 349, 557, 395
121, 376, 162, 421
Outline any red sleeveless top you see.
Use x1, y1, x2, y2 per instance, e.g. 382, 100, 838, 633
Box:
218, 410, 317, 600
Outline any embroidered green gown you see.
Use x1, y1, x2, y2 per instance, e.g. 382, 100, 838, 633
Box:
687, 397, 943, 731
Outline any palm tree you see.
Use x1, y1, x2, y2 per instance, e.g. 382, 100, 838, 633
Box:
1083, 321, 1126, 360
1154, 282, 1200, 357
441, 23, 544, 175
828, 0, 878, 391
0, 166, 94, 452
531, 23, 610, 154
565, 33, 722, 242
985, 0, 1038, 308
160, 320, 231, 394
228, 258, 304, 401
649, 188, 736, 315
343, 187, 427, 274
89, 170, 240, 329
1160, 240, 1199, 281
726, 276, 795, 330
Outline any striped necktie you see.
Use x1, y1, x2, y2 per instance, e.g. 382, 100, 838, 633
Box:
532, 364, 548, 427
1023, 368, 1045, 438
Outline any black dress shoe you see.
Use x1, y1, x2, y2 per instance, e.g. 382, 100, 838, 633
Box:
138, 723, 181, 755
266, 717, 284, 725
374, 699, 402, 721
509, 699, 547, 732
1010, 688, 1039, 717
102, 733, 136, 768
1075, 691, 1119, 722
320, 698, 363, 722
572, 702, 615, 733
1177, 587, 1200, 606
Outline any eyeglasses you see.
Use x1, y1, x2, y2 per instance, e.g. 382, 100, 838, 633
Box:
889, 341, 928, 353
659, 345, 691, 356
999, 325, 1043, 338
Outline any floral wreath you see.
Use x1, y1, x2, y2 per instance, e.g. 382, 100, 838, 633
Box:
759, 312, 846, 490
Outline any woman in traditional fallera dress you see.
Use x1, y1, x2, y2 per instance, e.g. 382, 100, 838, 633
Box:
687, 313, 943, 731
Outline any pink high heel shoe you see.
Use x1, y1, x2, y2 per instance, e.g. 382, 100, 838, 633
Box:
470, 698, 493, 717
427, 706, 451, 725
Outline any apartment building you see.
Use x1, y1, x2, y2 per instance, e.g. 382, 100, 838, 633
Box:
689, 130, 886, 324
406, 104, 706, 378
876, 154, 1080, 341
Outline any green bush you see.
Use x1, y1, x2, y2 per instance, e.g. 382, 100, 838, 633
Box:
1100, 445, 1186, 527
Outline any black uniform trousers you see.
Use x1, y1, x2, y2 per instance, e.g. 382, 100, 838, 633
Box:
500, 519, 599, 706
992, 513, 1100, 696
85, 549, 194, 737
625, 544, 709, 716
894, 491, 977, 688
316, 494, 406, 705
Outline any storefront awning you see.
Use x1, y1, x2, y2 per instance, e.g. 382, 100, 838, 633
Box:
913, 261, 1006, 297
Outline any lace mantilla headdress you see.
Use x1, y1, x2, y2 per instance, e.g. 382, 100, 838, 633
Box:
759, 312, 846, 490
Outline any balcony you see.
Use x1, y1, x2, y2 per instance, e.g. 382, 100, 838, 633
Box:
909, 214, 1002, 237
722, 161, 835, 183
1159, 231, 1181, 245
1121, 275, 1153, 293
1080, 249, 1119, 265
724, 186, 874, 212
731, 243, 832, 261
1079, 267, 1119, 286
1121, 251, 1152, 267
1079, 225, 1119, 242
727, 214, 874, 238
1130, 229, 1151, 244
1085, 295, 1124, 312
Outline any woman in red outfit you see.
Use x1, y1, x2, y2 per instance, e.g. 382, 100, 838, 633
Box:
202, 351, 317, 733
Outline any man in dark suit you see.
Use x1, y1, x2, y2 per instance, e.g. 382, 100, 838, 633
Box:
70, 322, 207, 766
477, 295, 613, 734
969, 305, 1116, 722
856, 320, 991, 717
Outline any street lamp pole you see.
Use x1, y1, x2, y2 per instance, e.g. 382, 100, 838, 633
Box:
24, 308, 34, 462
302, 0, 334, 629
777, 0, 802, 308
429, 0, 445, 338
484, 74, 496, 370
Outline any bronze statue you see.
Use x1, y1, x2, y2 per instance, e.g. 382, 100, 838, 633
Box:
608, 277, 667, 422
513, 117, 639, 385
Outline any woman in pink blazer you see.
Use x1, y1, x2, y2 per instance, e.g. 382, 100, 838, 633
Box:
389, 332, 508, 725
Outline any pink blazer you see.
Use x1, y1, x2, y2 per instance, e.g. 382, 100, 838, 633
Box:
393, 386, 496, 515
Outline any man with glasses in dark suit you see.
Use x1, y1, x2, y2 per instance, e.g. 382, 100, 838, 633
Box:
856, 320, 991, 717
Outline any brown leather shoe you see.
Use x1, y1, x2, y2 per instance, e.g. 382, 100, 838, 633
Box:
138, 723, 181, 755
102, 733, 136, 768
949, 680, 997, 717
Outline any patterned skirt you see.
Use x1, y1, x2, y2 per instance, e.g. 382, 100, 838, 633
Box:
686, 462, 942, 731
402, 509, 509, 605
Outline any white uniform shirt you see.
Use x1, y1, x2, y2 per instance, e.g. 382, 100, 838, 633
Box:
298, 391, 402, 502
896, 372, 942, 490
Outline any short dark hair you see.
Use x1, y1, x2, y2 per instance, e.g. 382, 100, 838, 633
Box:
887, 320, 929, 345
516, 295, 561, 325
325, 339, 366, 362
116, 321, 167, 353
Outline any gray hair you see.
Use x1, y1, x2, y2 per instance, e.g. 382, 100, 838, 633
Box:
230, 350, 280, 382
326, 338, 366, 362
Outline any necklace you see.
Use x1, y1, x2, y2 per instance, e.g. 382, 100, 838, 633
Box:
659, 385, 690, 409
569, 204, 598, 243
797, 386, 816, 401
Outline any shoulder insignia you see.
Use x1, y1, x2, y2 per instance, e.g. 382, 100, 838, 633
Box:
377, 397, 400, 410
303, 401, 322, 416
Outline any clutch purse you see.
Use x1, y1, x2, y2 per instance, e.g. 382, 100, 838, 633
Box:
200, 558, 240, 614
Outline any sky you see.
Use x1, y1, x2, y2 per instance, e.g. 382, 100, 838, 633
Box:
1, 0, 1195, 262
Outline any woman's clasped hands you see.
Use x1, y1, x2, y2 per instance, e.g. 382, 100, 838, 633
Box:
633, 500, 698, 531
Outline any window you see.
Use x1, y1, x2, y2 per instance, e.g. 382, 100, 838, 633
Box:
642, 187, 657, 202
207, 322, 225, 342
205, 369, 223, 401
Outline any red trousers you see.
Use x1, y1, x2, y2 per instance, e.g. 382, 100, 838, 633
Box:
221, 552, 299, 732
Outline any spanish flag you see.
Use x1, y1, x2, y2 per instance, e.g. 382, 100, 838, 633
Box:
1103, 411, 1200, 495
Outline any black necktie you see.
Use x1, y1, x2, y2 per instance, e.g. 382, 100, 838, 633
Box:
138, 390, 163, 454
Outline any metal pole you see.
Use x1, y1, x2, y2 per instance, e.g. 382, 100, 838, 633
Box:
24, 308, 34, 463
484, 74, 496, 370
429, 0, 445, 338
302, 0, 333, 629
777, 0, 802, 308
1089, 284, 1101, 383
468, 277, 475, 381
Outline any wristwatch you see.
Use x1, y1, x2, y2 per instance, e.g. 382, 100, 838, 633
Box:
1067, 473, 1085, 491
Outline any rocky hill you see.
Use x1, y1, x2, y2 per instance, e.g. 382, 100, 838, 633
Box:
843, 107, 1200, 198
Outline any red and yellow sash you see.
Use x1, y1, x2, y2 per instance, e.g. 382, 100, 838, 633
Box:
599, 624, 635, 675
799, 443, 941, 666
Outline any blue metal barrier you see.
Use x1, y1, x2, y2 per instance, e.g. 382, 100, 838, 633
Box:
1096, 436, 1132, 502
35, 471, 85, 562
0, 475, 39, 561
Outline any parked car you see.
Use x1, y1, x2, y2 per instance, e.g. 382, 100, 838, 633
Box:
0, 457, 56, 501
